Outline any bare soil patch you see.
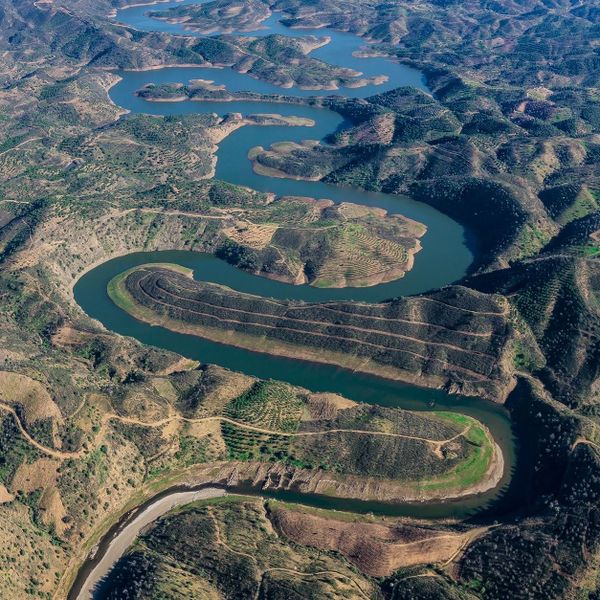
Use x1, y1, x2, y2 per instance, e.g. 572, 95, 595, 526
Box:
271, 507, 477, 576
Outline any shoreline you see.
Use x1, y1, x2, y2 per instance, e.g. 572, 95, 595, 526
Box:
70, 487, 226, 600
105, 265, 505, 402
107, 0, 187, 19
140, 91, 315, 105
109, 61, 358, 93
133, 68, 384, 92
66, 440, 503, 599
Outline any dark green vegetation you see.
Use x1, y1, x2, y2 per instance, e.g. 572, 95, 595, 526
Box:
468, 255, 600, 407
0, 0, 598, 599
457, 378, 600, 600
241, 0, 600, 271
115, 264, 513, 400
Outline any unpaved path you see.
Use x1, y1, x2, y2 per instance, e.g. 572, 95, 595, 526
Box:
0, 400, 471, 460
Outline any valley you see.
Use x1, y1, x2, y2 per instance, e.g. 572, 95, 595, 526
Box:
0, 0, 597, 599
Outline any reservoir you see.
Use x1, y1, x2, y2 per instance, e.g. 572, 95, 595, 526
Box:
71, 3, 523, 597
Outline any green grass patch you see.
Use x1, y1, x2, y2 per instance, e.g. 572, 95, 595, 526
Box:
418, 422, 495, 492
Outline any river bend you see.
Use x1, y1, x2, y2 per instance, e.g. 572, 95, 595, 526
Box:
71, 4, 519, 597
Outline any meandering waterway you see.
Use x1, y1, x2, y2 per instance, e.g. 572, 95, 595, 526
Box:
71, 3, 522, 597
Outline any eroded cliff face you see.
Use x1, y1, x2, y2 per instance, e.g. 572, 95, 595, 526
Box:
183, 447, 504, 504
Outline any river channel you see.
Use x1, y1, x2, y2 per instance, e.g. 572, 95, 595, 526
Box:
71, 2, 522, 597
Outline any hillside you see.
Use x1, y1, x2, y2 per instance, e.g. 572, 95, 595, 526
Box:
113, 264, 514, 401
0, 0, 598, 599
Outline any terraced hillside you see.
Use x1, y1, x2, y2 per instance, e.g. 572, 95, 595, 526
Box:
0, 0, 598, 598
218, 200, 426, 287
112, 264, 514, 400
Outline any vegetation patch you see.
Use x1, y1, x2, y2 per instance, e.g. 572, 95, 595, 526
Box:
224, 380, 305, 433
112, 264, 514, 401
96, 496, 377, 599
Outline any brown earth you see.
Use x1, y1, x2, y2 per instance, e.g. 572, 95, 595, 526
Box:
270, 506, 487, 576
0, 371, 62, 425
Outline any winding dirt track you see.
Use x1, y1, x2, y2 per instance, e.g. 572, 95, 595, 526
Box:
0, 400, 470, 461
0, 403, 78, 460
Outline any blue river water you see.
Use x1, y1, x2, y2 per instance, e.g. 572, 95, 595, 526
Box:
74, 0, 518, 522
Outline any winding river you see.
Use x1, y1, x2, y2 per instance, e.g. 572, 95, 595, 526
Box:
71, 2, 523, 597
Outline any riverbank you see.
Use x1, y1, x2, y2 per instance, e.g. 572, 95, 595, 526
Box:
106, 263, 512, 401
70, 487, 226, 600
67, 434, 502, 599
